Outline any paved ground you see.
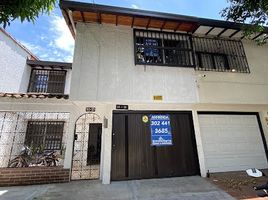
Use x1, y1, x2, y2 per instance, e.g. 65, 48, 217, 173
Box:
0, 176, 234, 200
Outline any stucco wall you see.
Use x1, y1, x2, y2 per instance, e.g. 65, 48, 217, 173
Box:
0, 31, 31, 93
197, 40, 268, 104
71, 23, 198, 103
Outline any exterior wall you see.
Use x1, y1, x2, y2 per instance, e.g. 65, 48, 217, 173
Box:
197, 40, 268, 104
0, 31, 32, 93
71, 23, 198, 103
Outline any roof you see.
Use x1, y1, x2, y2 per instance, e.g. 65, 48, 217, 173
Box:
27, 59, 72, 70
0, 93, 69, 99
0, 28, 39, 60
60, 0, 268, 41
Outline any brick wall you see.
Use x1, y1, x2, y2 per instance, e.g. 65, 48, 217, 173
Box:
0, 167, 70, 186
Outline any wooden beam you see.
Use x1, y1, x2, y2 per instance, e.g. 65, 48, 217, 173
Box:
252, 32, 263, 40
205, 27, 214, 35
174, 22, 181, 32
97, 12, 101, 24
131, 17, 135, 28
80, 11, 85, 22
190, 24, 199, 33
146, 18, 151, 29
160, 20, 166, 31
115, 15, 118, 26
229, 29, 240, 38
217, 28, 228, 37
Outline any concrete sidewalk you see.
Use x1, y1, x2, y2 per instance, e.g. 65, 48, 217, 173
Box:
0, 176, 234, 200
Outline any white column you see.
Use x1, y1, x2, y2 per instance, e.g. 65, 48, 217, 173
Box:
192, 110, 207, 177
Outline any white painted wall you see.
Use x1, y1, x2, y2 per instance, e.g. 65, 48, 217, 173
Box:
70, 23, 198, 103
0, 30, 32, 93
196, 40, 268, 104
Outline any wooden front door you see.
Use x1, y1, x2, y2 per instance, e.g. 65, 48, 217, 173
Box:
111, 111, 200, 181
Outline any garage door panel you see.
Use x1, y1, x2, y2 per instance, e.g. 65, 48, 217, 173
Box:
199, 114, 267, 173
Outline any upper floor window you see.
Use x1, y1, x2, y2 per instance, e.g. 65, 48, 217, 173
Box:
134, 29, 195, 67
134, 29, 250, 73
193, 36, 250, 73
28, 69, 66, 94
25, 121, 64, 150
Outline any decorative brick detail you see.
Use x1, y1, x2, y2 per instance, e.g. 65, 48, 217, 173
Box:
0, 167, 70, 186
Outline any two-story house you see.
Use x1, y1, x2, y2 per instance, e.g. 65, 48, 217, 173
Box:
60, 0, 268, 185
1, 0, 268, 187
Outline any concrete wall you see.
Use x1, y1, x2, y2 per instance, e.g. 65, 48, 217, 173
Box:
0, 31, 32, 93
196, 40, 268, 104
71, 23, 198, 103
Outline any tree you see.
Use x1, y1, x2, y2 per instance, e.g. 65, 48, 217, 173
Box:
0, 0, 57, 28
221, 0, 268, 43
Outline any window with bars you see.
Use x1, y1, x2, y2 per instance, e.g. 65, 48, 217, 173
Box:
134, 29, 195, 67
193, 36, 250, 73
28, 69, 66, 94
133, 29, 250, 73
25, 121, 64, 150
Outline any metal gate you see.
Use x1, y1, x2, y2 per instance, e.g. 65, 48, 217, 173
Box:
71, 113, 102, 180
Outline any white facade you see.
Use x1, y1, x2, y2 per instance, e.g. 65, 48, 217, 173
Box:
71, 23, 198, 103
0, 29, 33, 93
1, 19, 268, 186
68, 22, 268, 184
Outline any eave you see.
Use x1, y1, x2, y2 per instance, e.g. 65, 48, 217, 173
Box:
60, 0, 268, 41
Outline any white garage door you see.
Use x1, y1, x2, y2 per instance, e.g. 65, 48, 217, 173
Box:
199, 114, 267, 172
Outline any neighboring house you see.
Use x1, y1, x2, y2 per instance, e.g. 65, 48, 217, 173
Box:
60, 0, 268, 185
1, 0, 268, 187
0, 28, 72, 185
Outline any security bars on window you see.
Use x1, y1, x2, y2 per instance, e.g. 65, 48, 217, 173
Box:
193, 36, 250, 73
134, 29, 195, 67
134, 29, 250, 73
25, 121, 64, 150
28, 69, 66, 94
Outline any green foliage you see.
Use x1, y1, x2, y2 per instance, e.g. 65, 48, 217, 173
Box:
222, 0, 268, 44
0, 0, 57, 28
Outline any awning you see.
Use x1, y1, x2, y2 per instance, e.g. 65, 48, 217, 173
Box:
60, 0, 268, 41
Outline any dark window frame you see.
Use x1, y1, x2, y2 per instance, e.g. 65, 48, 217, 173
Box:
134, 29, 195, 68
193, 36, 250, 73
25, 121, 65, 150
133, 29, 250, 73
28, 69, 67, 94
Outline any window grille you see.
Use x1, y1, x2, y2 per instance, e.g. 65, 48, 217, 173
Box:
134, 29, 195, 67
25, 121, 64, 150
193, 36, 250, 73
134, 29, 250, 73
28, 69, 66, 94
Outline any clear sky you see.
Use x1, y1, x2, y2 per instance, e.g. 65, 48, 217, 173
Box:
3, 0, 228, 63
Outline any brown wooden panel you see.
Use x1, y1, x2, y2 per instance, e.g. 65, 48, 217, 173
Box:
117, 16, 133, 26
111, 114, 126, 180
178, 23, 194, 32
101, 13, 116, 24
83, 12, 98, 22
111, 111, 200, 181
163, 21, 179, 30
72, 11, 83, 22
148, 19, 165, 28
133, 17, 150, 27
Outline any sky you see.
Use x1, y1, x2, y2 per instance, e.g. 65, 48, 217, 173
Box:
3, 0, 229, 63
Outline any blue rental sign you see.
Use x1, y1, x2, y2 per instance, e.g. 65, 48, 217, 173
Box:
150, 114, 172, 146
